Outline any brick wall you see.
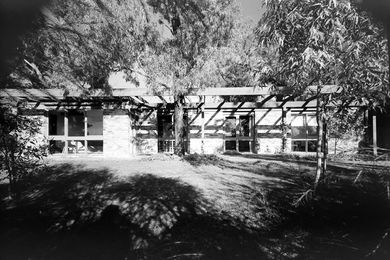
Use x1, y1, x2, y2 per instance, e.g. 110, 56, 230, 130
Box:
103, 109, 132, 157
25, 107, 361, 156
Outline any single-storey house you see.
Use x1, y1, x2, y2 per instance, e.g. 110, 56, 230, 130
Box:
0, 86, 370, 157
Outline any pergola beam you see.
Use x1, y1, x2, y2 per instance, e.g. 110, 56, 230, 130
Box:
16, 99, 361, 110
0, 85, 342, 100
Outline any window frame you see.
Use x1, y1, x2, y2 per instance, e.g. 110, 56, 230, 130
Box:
223, 114, 253, 153
291, 113, 317, 153
48, 109, 104, 155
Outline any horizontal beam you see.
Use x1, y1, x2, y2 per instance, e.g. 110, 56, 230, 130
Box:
20, 99, 360, 111
187, 101, 320, 109
0, 85, 342, 100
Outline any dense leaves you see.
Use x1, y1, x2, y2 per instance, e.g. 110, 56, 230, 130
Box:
257, 0, 389, 107
0, 106, 47, 197
3, 0, 159, 92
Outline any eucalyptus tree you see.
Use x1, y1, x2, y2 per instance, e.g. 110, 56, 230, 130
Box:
4, 0, 240, 156
257, 0, 389, 188
3, 0, 158, 91
141, 0, 237, 155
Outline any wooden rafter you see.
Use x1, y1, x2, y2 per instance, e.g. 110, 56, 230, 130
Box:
0, 86, 342, 100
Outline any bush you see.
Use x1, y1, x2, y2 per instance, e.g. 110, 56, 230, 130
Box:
183, 153, 221, 166
0, 105, 47, 198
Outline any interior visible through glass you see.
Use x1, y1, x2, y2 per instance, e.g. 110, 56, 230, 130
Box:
49, 111, 65, 135
225, 117, 236, 137
239, 116, 250, 136
49, 140, 65, 154
87, 140, 103, 153
68, 110, 85, 136
87, 110, 103, 135
68, 140, 86, 154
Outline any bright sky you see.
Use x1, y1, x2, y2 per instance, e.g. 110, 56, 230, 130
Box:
238, 0, 264, 23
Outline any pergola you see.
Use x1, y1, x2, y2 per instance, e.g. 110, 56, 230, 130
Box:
1, 85, 376, 155
1, 85, 341, 109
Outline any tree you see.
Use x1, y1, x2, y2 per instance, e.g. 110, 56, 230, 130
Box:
140, 0, 237, 155
2, 0, 158, 92
0, 105, 47, 198
3, 0, 240, 156
257, 0, 389, 189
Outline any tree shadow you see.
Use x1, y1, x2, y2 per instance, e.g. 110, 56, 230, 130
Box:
184, 154, 390, 259
0, 163, 267, 260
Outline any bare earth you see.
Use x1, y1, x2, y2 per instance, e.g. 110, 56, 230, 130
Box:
45, 154, 309, 230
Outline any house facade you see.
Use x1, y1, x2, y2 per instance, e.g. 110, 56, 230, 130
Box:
1, 87, 362, 157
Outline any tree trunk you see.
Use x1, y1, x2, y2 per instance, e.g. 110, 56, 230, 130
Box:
281, 108, 287, 153
314, 93, 324, 190
323, 119, 328, 176
174, 94, 186, 156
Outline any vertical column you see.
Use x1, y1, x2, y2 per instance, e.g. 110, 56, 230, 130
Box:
64, 111, 68, 154
84, 110, 88, 154
373, 114, 378, 156
201, 96, 205, 154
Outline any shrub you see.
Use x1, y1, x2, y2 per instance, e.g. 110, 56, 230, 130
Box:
0, 105, 47, 198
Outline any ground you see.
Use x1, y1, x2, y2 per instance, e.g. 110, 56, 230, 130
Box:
1, 153, 390, 259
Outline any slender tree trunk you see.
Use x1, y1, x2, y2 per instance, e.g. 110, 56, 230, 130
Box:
323, 119, 328, 176
281, 108, 287, 153
174, 94, 186, 156
314, 92, 324, 190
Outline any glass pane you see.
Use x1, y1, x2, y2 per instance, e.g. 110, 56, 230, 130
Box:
291, 114, 304, 126
158, 140, 174, 153
225, 140, 236, 151
306, 115, 317, 126
224, 117, 236, 137
87, 140, 103, 153
238, 140, 250, 152
87, 110, 103, 135
49, 140, 65, 154
239, 116, 250, 137
308, 140, 317, 152
158, 115, 173, 138
48, 112, 65, 135
68, 110, 85, 136
307, 126, 317, 139
291, 126, 306, 139
292, 140, 306, 152
68, 140, 86, 154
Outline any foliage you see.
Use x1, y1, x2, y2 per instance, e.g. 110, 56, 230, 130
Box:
183, 153, 222, 166
0, 106, 47, 197
257, 0, 389, 107
141, 0, 238, 94
327, 107, 365, 140
2, 0, 159, 92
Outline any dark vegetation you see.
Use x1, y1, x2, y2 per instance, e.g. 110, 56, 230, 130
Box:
1, 156, 390, 259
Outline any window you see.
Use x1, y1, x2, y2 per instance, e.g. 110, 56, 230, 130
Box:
48, 110, 103, 154
49, 112, 65, 135
68, 110, 84, 136
224, 115, 252, 152
157, 113, 189, 153
291, 113, 317, 152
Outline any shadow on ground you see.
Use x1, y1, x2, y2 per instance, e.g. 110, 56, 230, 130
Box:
0, 164, 266, 260
184, 153, 390, 259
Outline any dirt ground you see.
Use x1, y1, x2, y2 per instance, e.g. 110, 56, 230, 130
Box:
1, 153, 390, 259
45, 154, 309, 230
